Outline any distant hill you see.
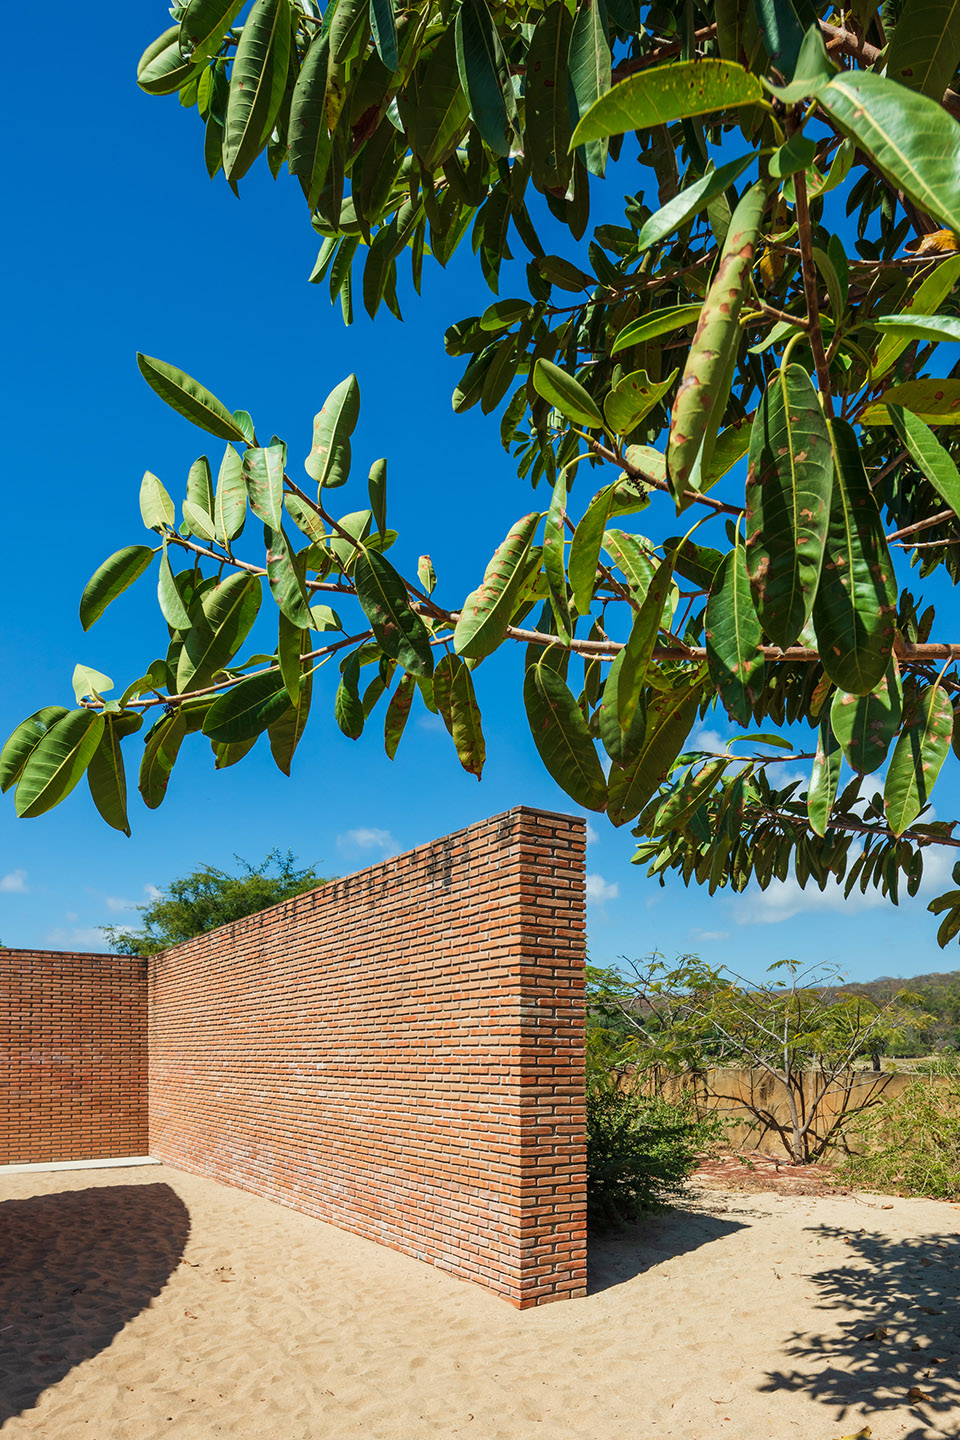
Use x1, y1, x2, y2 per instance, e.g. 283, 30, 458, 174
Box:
842, 970, 960, 1054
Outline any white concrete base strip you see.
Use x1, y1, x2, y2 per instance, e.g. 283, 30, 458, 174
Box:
0, 1155, 160, 1175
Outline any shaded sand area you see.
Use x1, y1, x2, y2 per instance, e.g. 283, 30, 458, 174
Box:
0, 1165, 957, 1439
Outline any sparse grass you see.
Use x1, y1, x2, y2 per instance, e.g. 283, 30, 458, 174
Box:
836, 1072, 960, 1200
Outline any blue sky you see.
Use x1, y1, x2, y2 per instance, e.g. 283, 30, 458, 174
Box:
1, 7, 958, 983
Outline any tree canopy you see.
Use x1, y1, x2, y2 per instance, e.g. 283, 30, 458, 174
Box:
103, 849, 327, 954
6, 0, 960, 941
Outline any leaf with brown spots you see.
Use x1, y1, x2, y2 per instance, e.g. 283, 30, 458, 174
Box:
830, 661, 903, 775
884, 685, 954, 835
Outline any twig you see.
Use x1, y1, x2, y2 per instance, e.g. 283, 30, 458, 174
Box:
793, 168, 835, 418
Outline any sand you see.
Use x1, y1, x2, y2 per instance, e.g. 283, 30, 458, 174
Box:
0, 1165, 957, 1440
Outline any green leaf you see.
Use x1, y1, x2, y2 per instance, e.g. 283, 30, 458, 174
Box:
214, 443, 247, 542
367, 458, 387, 542
179, 0, 245, 63
0, 707, 70, 794
663, 536, 724, 590
888, 404, 960, 517
650, 755, 730, 835
543, 473, 573, 641
667, 181, 768, 499
526, 3, 574, 192
414, 26, 470, 170
745, 365, 834, 647
177, 572, 261, 692
354, 548, 434, 678
285, 493, 326, 543
434, 654, 486, 777
264, 526, 313, 629
604, 368, 678, 436
863, 379, 960, 425
139, 711, 187, 810
137, 26, 202, 94
79, 546, 155, 631
812, 419, 897, 695
873, 255, 960, 378
884, 685, 954, 835
454, 512, 540, 659
611, 305, 702, 355
568, 484, 617, 613
753, 0, 812, 80
769, 133, 818, 179
182, 501, 218, 542
242, 443, 285, 529
158, 544, 192, 630
369, 0, 399, 71
598, 645, 647, 765
223, 0, 292, 182
570, 59, 765, 148
137, 354, 247, 442
87, 710, 143, 836
705, 544, 764, 726
523, 660, 607, 811
140, 470, 175, 532
870, 313, 960, 345
830, 662, 903, 774
384, 672, 415, 759
615, 557, 676, 733
72, 665, 114, 703
569, 0, 612, 177
15, 709, 105, 820
533, 358, 604, 428
886, 0, 960, 101
806, 713, 841, 838
602, 529, 657, 599
607, 682, 702, 826
819, 70, 960, 236
335, 652, 365, 738
455, 0, 518, 157
637, 153, 754, 251
202, 668, 290, 743
268, 646, 312, 776
305, 374, 360, 489
289, 31, 332, 205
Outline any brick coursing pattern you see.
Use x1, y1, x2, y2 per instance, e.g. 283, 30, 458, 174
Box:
0, 950, 148, 1164
148, 807, 587, 1306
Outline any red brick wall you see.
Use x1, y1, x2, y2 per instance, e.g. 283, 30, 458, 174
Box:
0, 950, 148, 1164
148, 807, 587, 1307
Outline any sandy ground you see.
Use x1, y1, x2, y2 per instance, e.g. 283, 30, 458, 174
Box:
0, 1164, 957, 1440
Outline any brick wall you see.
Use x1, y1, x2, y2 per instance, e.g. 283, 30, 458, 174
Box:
148, 807, 587, 1307
0, 950, 148, 1164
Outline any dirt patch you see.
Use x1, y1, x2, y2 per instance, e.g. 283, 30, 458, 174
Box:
692, 1149, 851, 1196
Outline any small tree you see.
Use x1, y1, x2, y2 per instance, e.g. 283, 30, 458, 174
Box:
590, 955, 931, 1164
103, 849, 327, 955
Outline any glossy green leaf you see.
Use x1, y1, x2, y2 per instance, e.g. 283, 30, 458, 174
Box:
264, 526, 313, 629
354, 548, 434, 678
663, 536, 724, 590
604, 368, 677, 436
819, 71, 960, 236
651, 756, 731, 835
598, 645, 647, 765
215, 443, 247, 542
637, 153, 754, 251
753, 0, 810, 79
242, 443, 285, 529
523, 660, 607, 811
179, 0, 245, 62
542, 473, 572, 641
157, 544, 191, 630
268, 651, 312, 775
806, 713, 841, 837
606, 683, 702, 826
533, 358, 604, 428
15, 709, 105, 820
79, 546, 155, 631
615, 557, 675, 733
177, 572, 261, 692
384, 672, 415, 759
667, 181, 768, 498
413, 27, 469, 170
886, 0, 960, 100
830, 663, 903, 774
870, 313, 960, 345
0, 707, 71, 794
888, 404, 960, 517
812, 419, 897, 695
289, 31, 332, 205
369, 0, 398, 71
285, 493, 326, 543
455, 0, 517, 157
202, 668, 290, 743
454, 512, 540, 659
87, 710, 143, 836
744, 365, 834, 647
335, 652, 365, 738
140, 471, 175, 532
139, 711, 187, 810
705, 544, 764, 726
884, 686, 954, 835
137, 354, 247, 442
611, 305, 702, 355
305, 374, 359, 489
863, 379, 960, 426
137, 26, 202, 94
72, 665, 114, 703
434, 653, 486, 777
223, 0, 292, 182
182, 501, 218, 542
602, 529, 658, 598
526, 3, 574, 192
873, 255, 960, 377
570, 60, 764, 148
211, 735, 259, 770
569, 0, 612, 177
569, 484, 617, 614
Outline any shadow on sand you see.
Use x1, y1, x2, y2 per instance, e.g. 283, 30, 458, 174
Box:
588, 1204, 748, 1295
0, 1182, 190, 1424
759, 1223, 960, 1440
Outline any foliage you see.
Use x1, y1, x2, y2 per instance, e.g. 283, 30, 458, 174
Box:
843, 968, 960, 1054
103, 849, 327, 954
589, 954, 931, 1162
9, 3, 960, 937
836, 1069, 960, 1199
586, 1067, 720, 1228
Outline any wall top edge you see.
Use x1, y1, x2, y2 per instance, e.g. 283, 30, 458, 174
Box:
149, 806, 584, 961
0, 948, 138, 963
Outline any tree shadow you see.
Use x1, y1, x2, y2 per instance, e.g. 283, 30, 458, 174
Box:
588, 1203, 748, 1294
759, 1224, 960, 1439
0, 1183, 190, 1424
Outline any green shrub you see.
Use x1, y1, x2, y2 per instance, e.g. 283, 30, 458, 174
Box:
586, 1076, 721, 1230
836, 1075, 960, 1201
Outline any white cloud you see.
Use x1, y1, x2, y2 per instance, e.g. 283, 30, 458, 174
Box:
416, 714, 446, 733
585, 873, 619, 905
0, 870, 28, 894
104, 895, 139, 913
44, 926, 113, 950
585, 823, 600, 845
144, 883, 162, 901
691, 725, 728, 754
692, 929, 730, 942
337, 828, 396, 854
